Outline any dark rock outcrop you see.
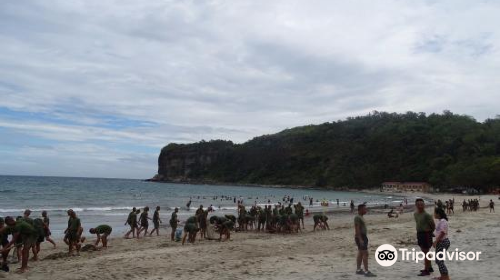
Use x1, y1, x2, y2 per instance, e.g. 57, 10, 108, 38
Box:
156, 140, 234, 182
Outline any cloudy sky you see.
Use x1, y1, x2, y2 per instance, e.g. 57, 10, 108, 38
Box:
1, 0, 499, 179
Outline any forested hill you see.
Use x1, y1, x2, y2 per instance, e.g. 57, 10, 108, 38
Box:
154, 111, 500, 191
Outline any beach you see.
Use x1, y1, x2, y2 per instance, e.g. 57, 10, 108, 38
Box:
1, 192, 497, 280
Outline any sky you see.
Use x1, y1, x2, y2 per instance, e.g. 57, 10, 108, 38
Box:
1, 0, 499, 179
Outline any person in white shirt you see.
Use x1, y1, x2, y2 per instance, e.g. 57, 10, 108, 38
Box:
433, 207, 450, 280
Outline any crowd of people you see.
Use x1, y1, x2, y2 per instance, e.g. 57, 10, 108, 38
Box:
1, 194, 494, 278
0, 209, 112, 273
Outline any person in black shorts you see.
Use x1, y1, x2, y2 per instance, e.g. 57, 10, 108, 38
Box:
414, 198, 436, 276
354, 203, 376, 277
149, 206, 162, 237
137, 207, 150, 238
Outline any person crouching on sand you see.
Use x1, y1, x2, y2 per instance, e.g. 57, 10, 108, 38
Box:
182, 216, 199, 245
313, 214, 329, 231
433, 207, 451, 280
89, 224, 112, 248
414, 198, 435, 276
354, 203, 376, 277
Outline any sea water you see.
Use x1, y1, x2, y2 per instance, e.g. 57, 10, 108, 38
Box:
0, 175, 413, 237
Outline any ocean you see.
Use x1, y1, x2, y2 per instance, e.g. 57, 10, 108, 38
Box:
0, 175, 411, 237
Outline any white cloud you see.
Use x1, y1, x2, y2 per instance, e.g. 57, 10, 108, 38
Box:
0, 0, 499, 178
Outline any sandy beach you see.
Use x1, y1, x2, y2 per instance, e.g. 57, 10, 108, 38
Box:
1, 192, 498, 280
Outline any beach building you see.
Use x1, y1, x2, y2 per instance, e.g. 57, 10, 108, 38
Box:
381, 182, 431, 192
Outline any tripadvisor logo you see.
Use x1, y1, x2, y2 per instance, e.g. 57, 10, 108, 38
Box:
375, 244, 482, 267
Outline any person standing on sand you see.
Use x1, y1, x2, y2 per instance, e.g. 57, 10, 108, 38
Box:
170, 208, 179, 241
149, 206, 162, 236
295, 202, 305, 229
124, 207, 137, 239
489, 200, 495, 212
64, 209, 82, 256
433, 207, 451, 280
2, 216, 37, 273
414, 198, 435, 276
41, 211, 56, 248
354, 203, 376, 277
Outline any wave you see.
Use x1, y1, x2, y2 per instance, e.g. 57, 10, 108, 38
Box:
0, 189, 16, 193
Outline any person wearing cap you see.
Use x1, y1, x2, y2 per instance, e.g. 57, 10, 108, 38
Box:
354, 203, 376, 277
1, 216, 38, 273
170, 208, 179, 241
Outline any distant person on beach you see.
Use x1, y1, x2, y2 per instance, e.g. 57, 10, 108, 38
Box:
32, 217, 46, 260
89, 224, 112, 248
414, 198, 435, 276
387, 208, 398, 218
124, 207, 137, 239
22, 209, 33, 225
354, 203, 376, 277
201, 210, 209, 239
195, 205, 204, 221
295, 202, 305, 229
182, 216, 199, 245
64, 209, 82, 256
398, 204, 404, 214
433, 207, 451, 280
170, 208, 179, 241
41, 211, 56, 248
313, 214, 329, 231
186, 199, 192, 210
149, 206, 162, 236
137, 207, 151, 238
350, 200, 355, 213
489, 200, 495, 212
2, 216, 37, 273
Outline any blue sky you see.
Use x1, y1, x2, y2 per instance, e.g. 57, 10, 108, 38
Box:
1, 0, 499, 179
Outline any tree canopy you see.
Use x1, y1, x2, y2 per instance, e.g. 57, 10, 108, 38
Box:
158, 111, 500, 191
